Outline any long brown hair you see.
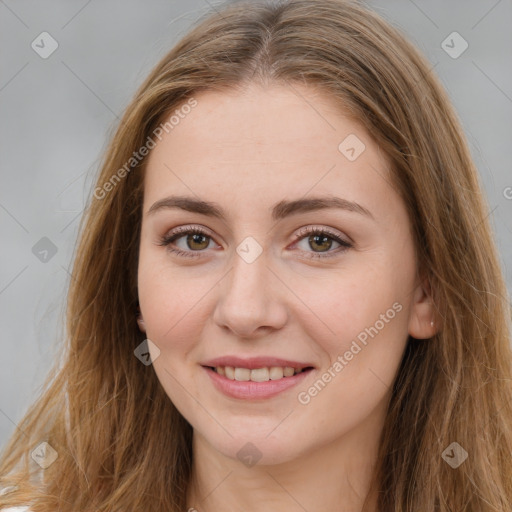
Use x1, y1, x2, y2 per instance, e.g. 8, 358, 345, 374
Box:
1, 0, 511, 510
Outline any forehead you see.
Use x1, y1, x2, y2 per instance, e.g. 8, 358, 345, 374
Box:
149, 83, 365, 162
143, 83, 397, 221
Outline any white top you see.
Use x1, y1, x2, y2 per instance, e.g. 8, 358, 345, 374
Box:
0, 487, 31, 511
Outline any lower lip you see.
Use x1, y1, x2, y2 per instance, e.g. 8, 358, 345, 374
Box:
203, 366, 313, 400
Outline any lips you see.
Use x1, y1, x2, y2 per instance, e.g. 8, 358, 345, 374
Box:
200, 356, 315, 399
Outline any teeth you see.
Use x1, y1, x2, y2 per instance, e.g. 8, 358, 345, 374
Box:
250, 367, 270, 382
283, 367, 295, 377
234, 368, 251, 381
213, 365, 306, 382
269, 367, 284, 380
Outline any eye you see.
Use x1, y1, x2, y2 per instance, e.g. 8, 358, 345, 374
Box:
291, 226, 352, 259
157, 225, 217, 259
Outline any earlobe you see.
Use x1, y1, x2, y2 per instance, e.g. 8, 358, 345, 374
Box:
136, 305, 146, 333
137, 315, 146, 333
408, 276, 438, 339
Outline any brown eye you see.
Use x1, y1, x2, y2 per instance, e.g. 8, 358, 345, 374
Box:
185, 233, 210, 250
158, 226, 216, 258
293, 226, 353, 259
308, 233, 334, 252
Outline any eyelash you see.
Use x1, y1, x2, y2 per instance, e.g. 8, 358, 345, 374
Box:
157, 225, 353, 260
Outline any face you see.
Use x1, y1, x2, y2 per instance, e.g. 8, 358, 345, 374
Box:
137, 83, 434, 465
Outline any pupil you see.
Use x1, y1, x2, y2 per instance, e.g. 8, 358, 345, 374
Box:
311, 234, 331, 252
188, 233, 208, 250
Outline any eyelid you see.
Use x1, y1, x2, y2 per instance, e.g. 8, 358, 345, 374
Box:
160, 224, 216, 243
292, 224, 352, 244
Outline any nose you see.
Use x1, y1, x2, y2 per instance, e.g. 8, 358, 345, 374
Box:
212, 246, 288, 339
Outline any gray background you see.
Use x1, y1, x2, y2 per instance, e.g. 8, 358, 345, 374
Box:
1, 0, 511, 447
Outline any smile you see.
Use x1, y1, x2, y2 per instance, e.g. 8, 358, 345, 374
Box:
210, 365, 307, 381
200, 357, 314, 399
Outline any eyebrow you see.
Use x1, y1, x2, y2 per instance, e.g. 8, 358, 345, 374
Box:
147, 195, 374, 221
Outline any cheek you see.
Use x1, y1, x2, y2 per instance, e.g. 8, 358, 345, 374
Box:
289, 264, 410, 426
292, 283, 407, 440
291, 261, 409, 355
137, 243, 217, 345
138, 275, 209, 351
137, 258, 211, 416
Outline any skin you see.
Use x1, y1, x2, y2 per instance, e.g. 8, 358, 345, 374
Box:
137, 83, 436, 512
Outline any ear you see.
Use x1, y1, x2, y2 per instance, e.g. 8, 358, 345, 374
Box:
408, 273, 437, 339
136, 305, 146, 333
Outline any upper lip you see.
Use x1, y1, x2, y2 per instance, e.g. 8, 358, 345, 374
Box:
201, 356, 314, 370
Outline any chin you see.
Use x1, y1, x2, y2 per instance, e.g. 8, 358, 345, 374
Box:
199, 427, 308, 466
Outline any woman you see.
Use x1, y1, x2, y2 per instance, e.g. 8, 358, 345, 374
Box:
1, 0, 511, 510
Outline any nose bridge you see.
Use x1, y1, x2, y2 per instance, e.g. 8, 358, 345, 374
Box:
232, 243, 268, 295
212, 240, 287, 336
224, 243, 271, 310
